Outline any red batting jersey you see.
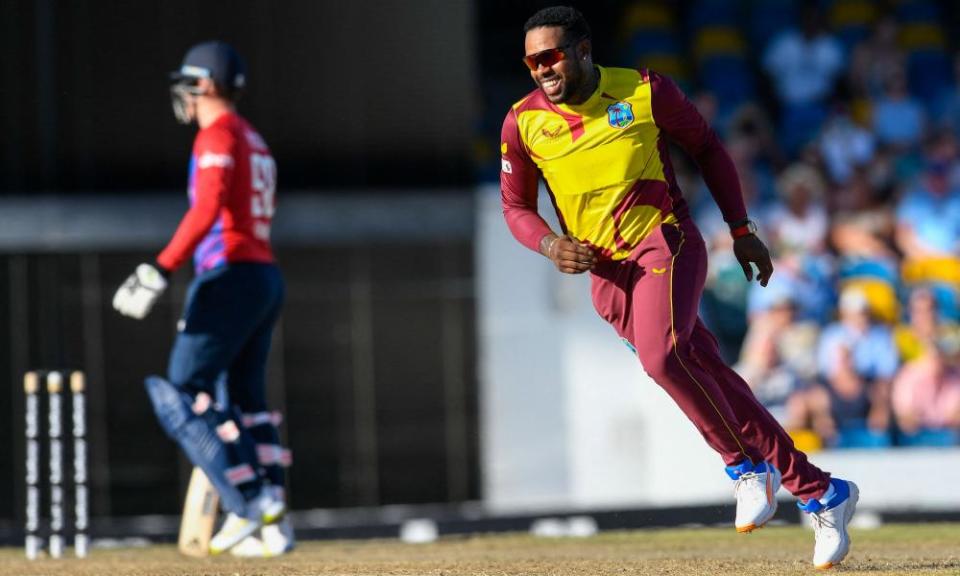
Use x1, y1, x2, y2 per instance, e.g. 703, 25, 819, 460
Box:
157, 112, 276, 274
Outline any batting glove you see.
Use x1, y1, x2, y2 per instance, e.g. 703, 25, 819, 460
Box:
113, 263, 169, 319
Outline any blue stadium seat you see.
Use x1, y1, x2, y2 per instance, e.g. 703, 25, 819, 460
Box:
834, 425, 893, 449
907, 50, 953, 103
898, 428, 960, 447
699, 55, 756, 113
826, 0, 878, 52
746, 0, 797, 51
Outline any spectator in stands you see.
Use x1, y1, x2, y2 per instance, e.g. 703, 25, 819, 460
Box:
848, 16, 904, 102
871, 67, 926, 150
762, 5, 844, 154
894, 287, 960, 363
892, 333, 960, 440
934, 53, 960, 141
895, 136, 960, 261
764, 163, 829, 256
799, 288, 898, 446
819, 104, 876, 185
726, 103, 785, 177
736, 289, 819, 425
830, 166, 897, 261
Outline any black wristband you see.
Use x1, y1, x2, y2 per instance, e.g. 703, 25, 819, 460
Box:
727, 217, 751, 230
153, 261, 172, 279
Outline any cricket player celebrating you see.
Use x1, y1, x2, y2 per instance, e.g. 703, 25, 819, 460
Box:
113, 41, 292, 556
500, 7, 858, 569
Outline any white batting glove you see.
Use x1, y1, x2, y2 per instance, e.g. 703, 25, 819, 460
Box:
112, 263, 169, 319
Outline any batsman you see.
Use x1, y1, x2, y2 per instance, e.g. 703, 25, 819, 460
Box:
112, 41, 293, 556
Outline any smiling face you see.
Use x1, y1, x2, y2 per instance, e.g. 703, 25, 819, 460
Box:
524, 26, 593, 105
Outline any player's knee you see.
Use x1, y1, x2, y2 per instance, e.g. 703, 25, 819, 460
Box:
637, 343, 687, 383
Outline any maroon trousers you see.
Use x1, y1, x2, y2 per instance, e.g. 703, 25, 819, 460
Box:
589, 219, 829, 501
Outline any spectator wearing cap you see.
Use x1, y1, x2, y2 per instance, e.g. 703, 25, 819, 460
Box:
798, 289, 899, 446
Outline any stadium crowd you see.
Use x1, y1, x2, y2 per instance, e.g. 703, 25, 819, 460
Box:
614, 0, 960, 450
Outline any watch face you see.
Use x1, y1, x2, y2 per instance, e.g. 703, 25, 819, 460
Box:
747, 220, 758, 234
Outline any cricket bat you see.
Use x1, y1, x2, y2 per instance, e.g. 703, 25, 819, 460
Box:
178, 467, 220, 557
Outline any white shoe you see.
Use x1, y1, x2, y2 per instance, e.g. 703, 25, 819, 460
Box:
230, 517, 296, 558
731, 461, 781, 533
807, 480, 859, 569
251, 489, 287, 525
210, 489, 286, 555
210, 513, 262, 555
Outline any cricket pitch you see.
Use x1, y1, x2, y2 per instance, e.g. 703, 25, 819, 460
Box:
1, 523, 958, 575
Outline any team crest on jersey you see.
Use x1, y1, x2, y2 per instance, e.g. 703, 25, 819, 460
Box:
606, 102, 634, 129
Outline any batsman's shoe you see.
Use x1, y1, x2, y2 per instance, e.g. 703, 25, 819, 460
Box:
230, 517, 296, 558
727, 460, 781, 533
250, 489, 287, 525
799, 478, 859, 570
210, 491, 285, 555
209, 513, 262, 555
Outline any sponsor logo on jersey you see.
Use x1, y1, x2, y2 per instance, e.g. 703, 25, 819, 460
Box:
606, 101, 634, 129
197, 152, 234, 169
501, 142, 508, 154
501, 159, 513, 174
651, 267, 667, 275
541, 125, 562, 139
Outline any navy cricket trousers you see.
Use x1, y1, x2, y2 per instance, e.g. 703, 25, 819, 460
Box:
168, 261, 284, 412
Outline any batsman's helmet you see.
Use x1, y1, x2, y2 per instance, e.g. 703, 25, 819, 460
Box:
169, 41, 246, 124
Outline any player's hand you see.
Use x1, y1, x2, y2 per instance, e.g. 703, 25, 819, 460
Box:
541, 234, 597, 274
112, 263, 169, 319
733, 234, 773, 287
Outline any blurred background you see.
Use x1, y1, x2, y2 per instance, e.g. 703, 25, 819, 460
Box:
3, 0, 960, 544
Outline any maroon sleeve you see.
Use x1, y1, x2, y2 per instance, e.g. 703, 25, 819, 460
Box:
649, 71, 747, 224
156, 127, 234, 271
500, 107, 554, 253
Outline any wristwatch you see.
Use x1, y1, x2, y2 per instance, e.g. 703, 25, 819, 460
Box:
729, 218, 757, 239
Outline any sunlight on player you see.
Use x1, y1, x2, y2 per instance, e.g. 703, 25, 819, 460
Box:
500, 7, 858, 569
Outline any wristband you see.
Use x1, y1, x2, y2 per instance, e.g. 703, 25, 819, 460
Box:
729, 219, 757, 239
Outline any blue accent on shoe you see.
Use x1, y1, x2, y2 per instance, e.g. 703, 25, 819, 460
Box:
797, 497, 824, 513
753, 461, 774, 474
823, 478, 851, 510
725, 460, 755, 480
797, 478, 851, 513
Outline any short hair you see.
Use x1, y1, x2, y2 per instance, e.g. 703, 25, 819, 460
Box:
523, 6, 591, 42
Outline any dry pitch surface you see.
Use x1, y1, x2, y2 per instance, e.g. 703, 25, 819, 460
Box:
2, 523, 959, 576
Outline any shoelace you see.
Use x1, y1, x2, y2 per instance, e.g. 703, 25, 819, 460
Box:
811, 510, 839, 543
734, 472, 764, 501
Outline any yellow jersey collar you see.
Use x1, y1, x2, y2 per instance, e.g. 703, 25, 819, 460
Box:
557, 65, 607, 114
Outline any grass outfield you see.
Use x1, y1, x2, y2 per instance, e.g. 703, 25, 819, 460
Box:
1, 523, 959, 575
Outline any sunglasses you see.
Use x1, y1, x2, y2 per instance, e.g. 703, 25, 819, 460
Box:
522, 37, 584, 71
